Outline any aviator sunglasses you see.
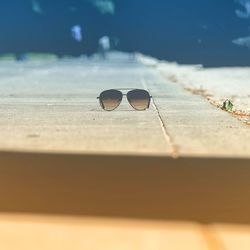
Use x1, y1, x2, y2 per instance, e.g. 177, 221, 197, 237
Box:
97, 88, 152, 111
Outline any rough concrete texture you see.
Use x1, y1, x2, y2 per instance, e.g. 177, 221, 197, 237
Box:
0, 52, 250, 157
139, 54, 250, 124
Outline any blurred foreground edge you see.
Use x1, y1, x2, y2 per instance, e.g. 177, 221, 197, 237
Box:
0, 150, 250, 224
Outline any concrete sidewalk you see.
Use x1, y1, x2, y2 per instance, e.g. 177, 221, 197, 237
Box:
0, 52, 249, 157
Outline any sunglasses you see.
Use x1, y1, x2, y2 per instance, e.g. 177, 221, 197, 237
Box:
97, 88, 152, 111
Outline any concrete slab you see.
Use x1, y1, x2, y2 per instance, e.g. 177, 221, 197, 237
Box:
143, 69, 250, 157
1, 51, 250, 249
0, 52, 250, 157
0, 54, 170, 154
0, 214, 210, 250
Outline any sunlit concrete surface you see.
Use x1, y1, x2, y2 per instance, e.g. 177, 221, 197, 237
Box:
0, 213, 250, 250
0, 52, 249, 157
0, 53, 171, 155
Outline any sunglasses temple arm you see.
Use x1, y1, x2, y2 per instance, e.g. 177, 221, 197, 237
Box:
97, 97, 105, 109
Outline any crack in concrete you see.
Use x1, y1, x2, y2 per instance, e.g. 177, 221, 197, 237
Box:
151, 99, 179, 158
184, 87, 250, 127
141, 77, 178, 157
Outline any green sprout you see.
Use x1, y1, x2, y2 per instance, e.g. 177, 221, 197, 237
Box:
222, 99, 234, 112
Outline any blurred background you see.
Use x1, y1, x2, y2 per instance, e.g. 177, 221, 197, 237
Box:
0, 0, 249, 67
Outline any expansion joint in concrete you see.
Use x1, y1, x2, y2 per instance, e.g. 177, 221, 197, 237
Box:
151, 98, 179, 158
141, 76, 178, 157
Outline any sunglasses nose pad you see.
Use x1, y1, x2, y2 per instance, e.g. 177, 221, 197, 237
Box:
127, 89, 151, 110
99, 90, 123, 111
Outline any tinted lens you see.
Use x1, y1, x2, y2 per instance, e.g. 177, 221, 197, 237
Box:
99, 89, 123, 111
127, 89, 150, 110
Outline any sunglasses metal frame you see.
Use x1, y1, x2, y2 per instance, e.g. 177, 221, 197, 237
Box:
97, 88, 152, 111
